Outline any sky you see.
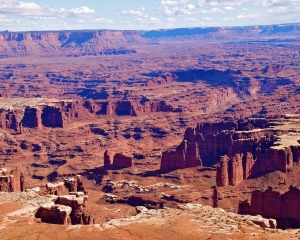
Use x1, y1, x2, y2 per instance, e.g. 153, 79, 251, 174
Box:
0, 0, 300, 31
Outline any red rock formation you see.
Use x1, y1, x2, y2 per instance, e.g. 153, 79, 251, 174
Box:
239, 186, 300, 228
160, 140, 202, 171
35, 204, 72, 225
216, 154, 243, 187
76, 175, 87, 194
255, 147, 293, 174
104, 150, 111, 167
243, 152, 255, 179
113, 153, 132, 168
0, 30, 145, 57
41, 106, 64, 128
22, 107, 42, 129
0, 168, 25, 192
36, 192, 94, 225
46, 182, 68, 196
47, 175, 87, 195
145, 73, 178, 86
216, 156, 229, 187
55, 193, 94, 225
262, 65, 284, 74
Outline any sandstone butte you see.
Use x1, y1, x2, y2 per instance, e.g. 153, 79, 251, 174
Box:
2, 24, 300, 239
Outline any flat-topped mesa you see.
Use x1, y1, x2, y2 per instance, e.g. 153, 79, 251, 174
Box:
0, 30, 145, 57
160, 140, 202, 171
113, 153, 133, 169
0, 168, 25, 192
239, 186, 300, 229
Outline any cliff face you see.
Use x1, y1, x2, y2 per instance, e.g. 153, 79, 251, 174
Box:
162, 118, 300, 185
239, 186, 300, 229
0, 30, 146, 57
160, 140, 202, 171
113, 153, 132, 169
0, 99, 179, 132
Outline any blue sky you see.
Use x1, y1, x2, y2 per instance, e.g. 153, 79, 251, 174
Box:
0, 0, 299, 31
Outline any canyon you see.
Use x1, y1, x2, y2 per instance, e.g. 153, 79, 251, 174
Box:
1, 23, 300, 238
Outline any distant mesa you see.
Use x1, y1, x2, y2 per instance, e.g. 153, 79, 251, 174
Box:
0, 30, 145, 57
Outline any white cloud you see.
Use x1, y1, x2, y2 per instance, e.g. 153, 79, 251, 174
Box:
0, 0, 95, 18
121, 7, 146, 17
157, 0, 180, 6
255, 0, 300, 7
166, 17, 176, 22
93, 18, 114, 24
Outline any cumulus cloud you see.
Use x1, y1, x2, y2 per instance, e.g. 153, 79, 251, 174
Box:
121, 7, 146, 17
255, 0, 300, 7
0, 0, 95, 18
156, 0, 243, 17
93, 18, 114, 24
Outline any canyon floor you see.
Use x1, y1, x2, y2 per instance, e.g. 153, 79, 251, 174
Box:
1, 26, 300, 239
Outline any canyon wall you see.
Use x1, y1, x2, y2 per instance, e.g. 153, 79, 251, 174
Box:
239, 186, 300, 229
161, 118, 300, 185
0, 99, 179, 132
160, 140, 202, 170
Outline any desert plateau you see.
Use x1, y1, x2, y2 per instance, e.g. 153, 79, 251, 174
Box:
2, 6, 300, 239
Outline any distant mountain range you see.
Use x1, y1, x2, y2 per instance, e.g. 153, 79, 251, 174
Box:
1, 23, 300, 57
141, 23, 300, 40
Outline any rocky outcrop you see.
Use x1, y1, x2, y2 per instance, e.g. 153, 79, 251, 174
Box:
35, 192, 94, 225
113, 153, 132, 169
216, 154, 244, 187
239, 186, 300, 229
104, 150, 111, 167
108, 101, 138, 116
41, 106, 64, 128
0, 168, 25, 192
262, 65, 284, 74
145, 73, 178, 86
46, 175, 87, 195
160, 140, 202, 171
168, 118, 298, 182
55, 193, 94, 225
0, 110, 22, 133
117, 194, 164, 209
35, 203, 72, 225
46, 182, 68, 196
22, 107, 42, 129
